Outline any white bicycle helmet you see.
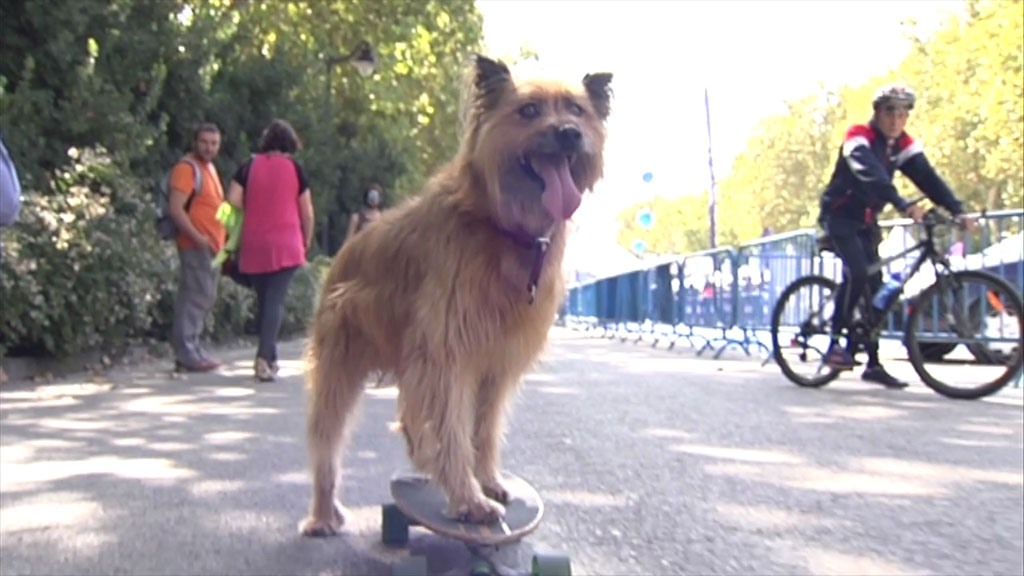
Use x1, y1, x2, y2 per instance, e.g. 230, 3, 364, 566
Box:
873, 83, 916, 110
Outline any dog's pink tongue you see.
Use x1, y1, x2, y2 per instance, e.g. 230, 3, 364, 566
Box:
535, 158, 582, 220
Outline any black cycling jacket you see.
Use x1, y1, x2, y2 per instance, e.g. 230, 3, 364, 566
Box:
819, 119, 964, 227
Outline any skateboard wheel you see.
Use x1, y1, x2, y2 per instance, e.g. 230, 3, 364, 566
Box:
531, 553, 572, 576
381, 503, 410, 546
391, 555, 427, 576
469, 560, 494, 576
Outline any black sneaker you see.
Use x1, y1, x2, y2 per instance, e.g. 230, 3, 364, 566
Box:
825, 346, 856, 371
862, 365, 908, 389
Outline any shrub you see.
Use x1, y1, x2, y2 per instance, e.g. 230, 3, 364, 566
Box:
0, 146, 176, 358
0, 147, 335, 362
218, 254, 330, 339
206, 255, 329, 347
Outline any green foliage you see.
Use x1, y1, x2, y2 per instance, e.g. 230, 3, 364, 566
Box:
0, 145, 324, 358
0, 0, 483, 360
616, 0, 1023, 255
895, 0, 1024, 211
208, 281, 257, 345
281, 255, 332, 337
192, 0, 485, 254
616, 193, 712, 256
0, 147, 177, 357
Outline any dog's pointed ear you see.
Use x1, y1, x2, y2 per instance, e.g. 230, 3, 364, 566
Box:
473, 54, 513, 110
583, 72, 613, 120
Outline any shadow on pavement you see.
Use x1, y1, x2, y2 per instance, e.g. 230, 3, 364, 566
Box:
2, 329, 1022, 576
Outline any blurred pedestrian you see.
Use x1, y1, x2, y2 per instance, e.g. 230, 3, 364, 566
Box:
344, 183, 384, 243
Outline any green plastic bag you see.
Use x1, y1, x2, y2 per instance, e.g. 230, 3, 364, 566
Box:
212, 202, 251, 287
212, 202, 243, 269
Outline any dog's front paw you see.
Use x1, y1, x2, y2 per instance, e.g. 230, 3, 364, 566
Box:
449, 494, 506, 524
298, 500, 348, 537
479, 476, 510, 504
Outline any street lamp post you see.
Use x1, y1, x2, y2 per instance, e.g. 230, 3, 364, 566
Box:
704, 87, 717, 250
324, 40, 378, 122
321, 40, 378, 252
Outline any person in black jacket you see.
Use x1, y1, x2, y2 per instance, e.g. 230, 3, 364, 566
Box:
819, 83, 976, 388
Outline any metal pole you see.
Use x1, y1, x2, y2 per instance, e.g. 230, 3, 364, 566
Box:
320, 44, 374, 254
322, 61, 334, 252
705, 87, 717, 249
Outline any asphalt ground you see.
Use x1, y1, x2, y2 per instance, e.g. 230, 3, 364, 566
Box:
1, 327, 1021, 576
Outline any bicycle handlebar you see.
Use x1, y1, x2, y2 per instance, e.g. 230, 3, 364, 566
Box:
903, 195, 983, 232
922, 208, 956, 228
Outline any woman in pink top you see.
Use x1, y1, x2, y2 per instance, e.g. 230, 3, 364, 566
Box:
227, 119, 315, 381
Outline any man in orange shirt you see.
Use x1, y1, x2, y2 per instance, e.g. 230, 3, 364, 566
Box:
169, 123, 227, 372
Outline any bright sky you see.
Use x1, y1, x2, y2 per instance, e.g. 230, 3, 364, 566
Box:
476, 0, 964, 261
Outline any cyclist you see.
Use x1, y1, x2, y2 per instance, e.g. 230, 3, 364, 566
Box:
818, 83, 975, 388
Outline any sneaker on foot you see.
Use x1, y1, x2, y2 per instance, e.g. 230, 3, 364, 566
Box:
862, 365, 908, 389
175, 359, 219, 373
196, 350, 222, 369
255, 358, 275, 382
825, 345, 856, 371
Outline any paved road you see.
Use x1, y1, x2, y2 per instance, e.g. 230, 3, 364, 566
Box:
2, 328, 1022, 576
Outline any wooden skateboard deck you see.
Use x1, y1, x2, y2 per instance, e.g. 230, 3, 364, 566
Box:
389, 472, 544, 546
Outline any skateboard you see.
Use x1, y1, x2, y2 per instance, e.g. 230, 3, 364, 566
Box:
381, 472, 572, 576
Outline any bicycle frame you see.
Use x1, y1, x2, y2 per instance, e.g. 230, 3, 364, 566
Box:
821, 225, 1018, 355
830, 217, 952, 340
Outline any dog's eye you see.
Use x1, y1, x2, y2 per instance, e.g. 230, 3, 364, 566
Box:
566, 101, 584, 116
518, 103, 541, 119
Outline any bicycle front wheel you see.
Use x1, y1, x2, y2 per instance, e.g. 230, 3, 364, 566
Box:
906, 270, 1023, 399
771, 275, 841, 388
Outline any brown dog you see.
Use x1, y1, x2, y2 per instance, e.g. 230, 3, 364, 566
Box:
299, 55, 612, 536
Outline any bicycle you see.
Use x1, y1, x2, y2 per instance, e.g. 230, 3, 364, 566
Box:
770, 205, 1023, 399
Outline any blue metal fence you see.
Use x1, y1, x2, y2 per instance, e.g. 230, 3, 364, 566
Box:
561, 209, 1024, 383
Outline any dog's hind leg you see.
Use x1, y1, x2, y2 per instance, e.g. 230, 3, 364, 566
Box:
473, 373, 516, 503
298, 337, 367, 537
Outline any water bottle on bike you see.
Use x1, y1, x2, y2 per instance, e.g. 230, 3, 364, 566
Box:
871, 272, 903, 312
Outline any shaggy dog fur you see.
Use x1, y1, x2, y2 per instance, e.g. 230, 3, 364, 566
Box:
299, 55, 612, 536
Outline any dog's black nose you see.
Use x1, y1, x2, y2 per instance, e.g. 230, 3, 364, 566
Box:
556, 125, 582, 151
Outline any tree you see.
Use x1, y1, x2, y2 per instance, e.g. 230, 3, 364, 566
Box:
0, 0, 485, 359
895, 0, 1023, 211
615, 193, 711, 256
616, 0, 1023, 257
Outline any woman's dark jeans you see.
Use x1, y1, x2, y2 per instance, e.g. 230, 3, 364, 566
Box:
250, 265, 299, 363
